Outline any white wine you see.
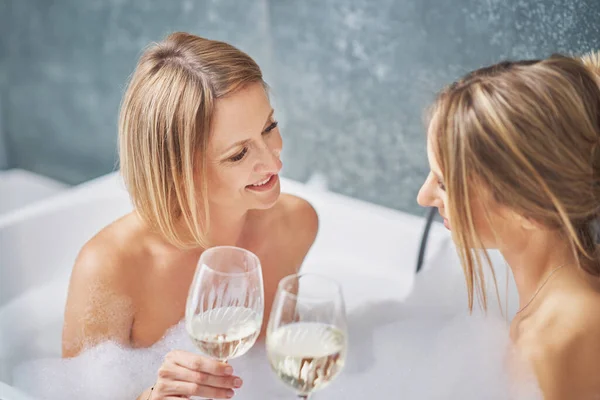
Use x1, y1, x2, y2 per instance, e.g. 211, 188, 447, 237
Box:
187, 307, 261, 361
267, 322, 346, 396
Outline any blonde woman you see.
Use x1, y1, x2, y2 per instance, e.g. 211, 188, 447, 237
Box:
418, 52, 600, 398
61, 32, 318, 400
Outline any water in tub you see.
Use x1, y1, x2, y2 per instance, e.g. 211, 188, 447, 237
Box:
2, 248, 541, 399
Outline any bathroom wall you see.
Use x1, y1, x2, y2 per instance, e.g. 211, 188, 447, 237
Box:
268, 0, 600, 213
2, 0, 600, 215
1, 0, 272, 185
0, 0, 8, 169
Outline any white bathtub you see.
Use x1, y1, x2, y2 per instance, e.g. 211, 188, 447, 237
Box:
0, 169, 68, 218
0, 171, 516, 399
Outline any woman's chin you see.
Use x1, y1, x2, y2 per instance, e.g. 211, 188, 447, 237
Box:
444, 218, 451, 230
246, 181, 281, 209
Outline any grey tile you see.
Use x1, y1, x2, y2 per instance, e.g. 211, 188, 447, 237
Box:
2, 0, 599, 214
269, 0, 600, 215
0, 0, 9, 169
4, 0, 271, 184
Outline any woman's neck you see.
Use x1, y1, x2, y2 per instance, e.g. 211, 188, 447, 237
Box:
163, 205, 250, 252
205, 205, 250, 247
500, 230, 575, 312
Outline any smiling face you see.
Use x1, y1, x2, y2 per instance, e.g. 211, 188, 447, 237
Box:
206, 82, 283, 213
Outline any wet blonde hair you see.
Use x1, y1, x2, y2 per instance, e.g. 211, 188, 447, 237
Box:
429, 51, 600, 311
119, 32, 264, 248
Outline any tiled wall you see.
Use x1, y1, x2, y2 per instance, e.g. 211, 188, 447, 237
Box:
2, 0, 599, 214
0, 0, 8, 169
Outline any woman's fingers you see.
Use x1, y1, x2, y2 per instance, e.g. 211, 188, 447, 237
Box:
151, 350, 242, 399
158, 362, 243, 389
167, 350, 233, 376
155, 379, 235, 398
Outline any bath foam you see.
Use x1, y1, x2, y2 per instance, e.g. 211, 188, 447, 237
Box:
11, 310, 541, 400
11, 319, 294, 400
13, 340, 162, 400
6, 251, 540, 399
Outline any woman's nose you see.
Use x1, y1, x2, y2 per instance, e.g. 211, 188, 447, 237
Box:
417, 175, 436, 208
255, 146, 282, 174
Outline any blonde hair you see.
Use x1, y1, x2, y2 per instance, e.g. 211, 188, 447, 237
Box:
429, 51, 600, 311
118, 32, 264, 248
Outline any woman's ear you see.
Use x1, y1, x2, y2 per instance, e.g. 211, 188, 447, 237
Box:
516, 212, 538, 231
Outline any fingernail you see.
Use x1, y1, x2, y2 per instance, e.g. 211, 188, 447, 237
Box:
224, 366, 234, 375
227, 389, 235, 398
233, 378, 243, 388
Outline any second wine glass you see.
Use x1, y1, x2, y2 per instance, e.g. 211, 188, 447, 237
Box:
266, 273, 348, 399
185, 245, 264, 362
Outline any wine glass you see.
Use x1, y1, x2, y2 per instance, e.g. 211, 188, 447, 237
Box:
185, 245, 264, 362
266, 273, 348, 399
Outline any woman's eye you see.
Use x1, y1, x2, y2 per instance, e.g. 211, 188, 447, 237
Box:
264, 121, 278, 134
229, 147, 248, 162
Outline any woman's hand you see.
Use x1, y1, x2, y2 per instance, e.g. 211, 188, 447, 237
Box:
149, 350, 243, 399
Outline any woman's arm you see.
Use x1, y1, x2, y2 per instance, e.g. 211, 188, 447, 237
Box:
62, 239, 242, 400
62, 240, 135, 357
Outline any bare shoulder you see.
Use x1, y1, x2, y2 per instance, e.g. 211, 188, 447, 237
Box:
251, 193, 319, 268
62, 212, 145, 357
276, 193, 319, 237
524, 292, 600, 399
274, 193, 319, 249
70, 212, 146, 294
275, 193, 319, 270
